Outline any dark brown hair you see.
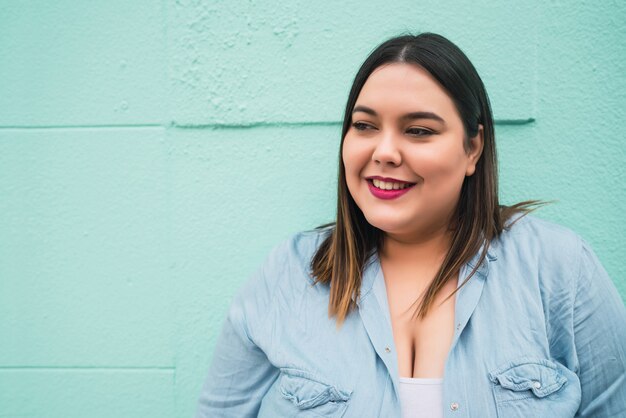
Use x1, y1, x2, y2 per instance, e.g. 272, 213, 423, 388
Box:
311, 33, 541, 328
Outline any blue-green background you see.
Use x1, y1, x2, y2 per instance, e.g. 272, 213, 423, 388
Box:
1, 2, 624, 417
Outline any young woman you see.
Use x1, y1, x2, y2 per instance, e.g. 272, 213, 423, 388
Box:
196, 33, 626, 417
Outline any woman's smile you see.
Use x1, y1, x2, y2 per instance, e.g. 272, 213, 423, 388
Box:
366, 176, 417, 200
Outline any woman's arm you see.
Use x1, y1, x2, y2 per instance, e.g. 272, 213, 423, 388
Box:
195, 291, 279, 418
574, 240, 626, 417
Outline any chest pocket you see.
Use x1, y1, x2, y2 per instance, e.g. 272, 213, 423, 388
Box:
488, 358, 580, 418
275, 368, 352, 417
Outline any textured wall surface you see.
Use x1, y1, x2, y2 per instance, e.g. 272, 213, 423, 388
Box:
1, 1, 624, 417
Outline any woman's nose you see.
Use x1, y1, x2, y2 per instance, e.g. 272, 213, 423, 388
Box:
372, 131, 401, 166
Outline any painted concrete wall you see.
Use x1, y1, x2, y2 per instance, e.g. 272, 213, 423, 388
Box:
1, 1, 624, 417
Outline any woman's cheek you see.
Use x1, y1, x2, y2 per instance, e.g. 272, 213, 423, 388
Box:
343, 138, 367, 176
342, 141, 359, 188
421, 144, 468, 183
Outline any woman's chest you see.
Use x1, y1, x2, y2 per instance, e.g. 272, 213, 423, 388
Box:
386, 278, 457, 378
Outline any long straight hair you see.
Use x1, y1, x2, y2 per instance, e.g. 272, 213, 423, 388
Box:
311, 33, 541, 328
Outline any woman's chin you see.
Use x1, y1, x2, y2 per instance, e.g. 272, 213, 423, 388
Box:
362, 215, 411, 236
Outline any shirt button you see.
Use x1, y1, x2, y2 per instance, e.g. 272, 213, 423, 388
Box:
450, 402, 459, 411
533, 381, 542, 389
385, 346, 391, 353
456, 323, 461, 330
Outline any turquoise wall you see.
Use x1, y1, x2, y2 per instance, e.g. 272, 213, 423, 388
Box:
1, 1, 624, 417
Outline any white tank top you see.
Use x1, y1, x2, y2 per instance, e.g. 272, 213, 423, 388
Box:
398, 377, 444, 418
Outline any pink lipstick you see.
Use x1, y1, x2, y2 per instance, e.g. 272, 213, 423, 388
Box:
366, 177, 416, 200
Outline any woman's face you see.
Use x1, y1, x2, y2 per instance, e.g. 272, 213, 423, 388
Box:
342, 63, 483, 241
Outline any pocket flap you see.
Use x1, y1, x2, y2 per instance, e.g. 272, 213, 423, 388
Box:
279, 368, 352, 410
488, 358, 567, 398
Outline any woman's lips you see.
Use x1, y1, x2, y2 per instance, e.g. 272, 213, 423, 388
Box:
366, 179, 416, 200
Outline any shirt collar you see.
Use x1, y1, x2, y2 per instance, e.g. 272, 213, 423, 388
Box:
356, 239, 496, 305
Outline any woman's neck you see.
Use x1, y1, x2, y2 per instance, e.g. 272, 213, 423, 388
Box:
380, 225, 452, 275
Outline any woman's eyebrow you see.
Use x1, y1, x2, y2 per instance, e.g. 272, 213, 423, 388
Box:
352, 105, 378, 116
352, 105, 445, 123
401, 111, 445, 124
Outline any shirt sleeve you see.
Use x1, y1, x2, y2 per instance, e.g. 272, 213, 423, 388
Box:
574, 239, 626, 417
195, 269, 280, 418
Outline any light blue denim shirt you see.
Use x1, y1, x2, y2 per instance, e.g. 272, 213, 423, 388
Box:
196, 215, 626, 417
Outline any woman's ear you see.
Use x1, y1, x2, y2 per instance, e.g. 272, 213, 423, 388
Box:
465, 124, 484, 176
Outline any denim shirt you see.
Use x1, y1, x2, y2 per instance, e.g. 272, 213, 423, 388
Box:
196, 215, 626, 417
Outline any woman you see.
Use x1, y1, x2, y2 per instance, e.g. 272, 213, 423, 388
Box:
196, 33, 626, 417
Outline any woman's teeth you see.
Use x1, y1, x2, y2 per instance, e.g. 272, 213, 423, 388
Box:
372, 179, 413, 190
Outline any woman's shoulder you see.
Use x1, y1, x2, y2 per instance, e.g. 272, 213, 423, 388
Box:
494, 213, 593, 277
288, 224, 335, 263
265, 224, 333, 278
503, 212, 578, 237
498, 213, 583, 251
228, 226, 334, 337
236, 225, 333, 298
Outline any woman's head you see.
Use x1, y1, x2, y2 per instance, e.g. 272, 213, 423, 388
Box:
312, 33, 535, 327
339, 33, 497, 242
342, 62, 484, 241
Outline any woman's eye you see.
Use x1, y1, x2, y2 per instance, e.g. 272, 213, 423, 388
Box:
352, 122, 375, 131
406, 127, 433, 137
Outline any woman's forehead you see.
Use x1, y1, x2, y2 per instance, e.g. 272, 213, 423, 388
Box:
356, 63, 457, 118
